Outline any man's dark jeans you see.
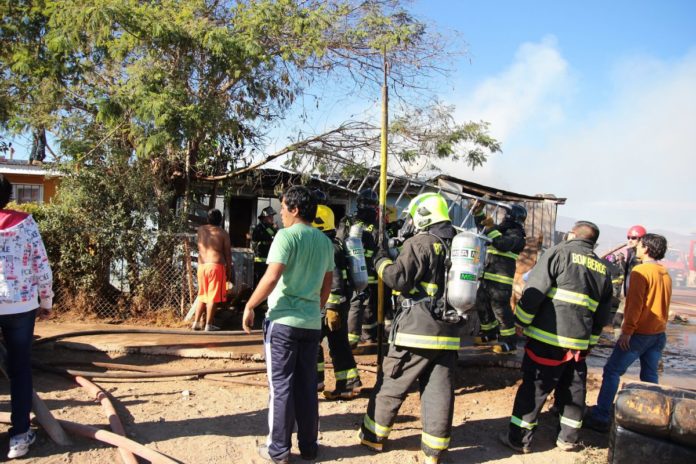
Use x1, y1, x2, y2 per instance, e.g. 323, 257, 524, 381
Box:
592, 332, 666, 423
0, 309, 36, 438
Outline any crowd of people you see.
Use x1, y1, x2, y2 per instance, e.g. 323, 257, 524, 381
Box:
0, 175, 673, 462
242, 186, 674, 463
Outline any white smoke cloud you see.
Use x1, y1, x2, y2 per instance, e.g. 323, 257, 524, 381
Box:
439, 38, 696, 233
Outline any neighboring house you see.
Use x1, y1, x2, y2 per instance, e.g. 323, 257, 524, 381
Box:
0, 159, 62, 204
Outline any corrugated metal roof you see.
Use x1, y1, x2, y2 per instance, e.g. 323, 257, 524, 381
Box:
0, 160, 62, 176
433, 174, 566, 204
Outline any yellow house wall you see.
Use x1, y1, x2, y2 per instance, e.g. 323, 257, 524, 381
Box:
3, 173, 61, 203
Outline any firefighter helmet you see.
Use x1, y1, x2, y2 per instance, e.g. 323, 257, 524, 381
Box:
627, 225, 646, 238
406, 192, 450, 230
505, 204, 527, 223
312, 188, 328, 205
259, 206, 276, 217
357, 189, 378, 210
312, 205, 335, 232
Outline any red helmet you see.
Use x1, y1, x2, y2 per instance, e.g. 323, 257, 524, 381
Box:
627, 225, 646, 238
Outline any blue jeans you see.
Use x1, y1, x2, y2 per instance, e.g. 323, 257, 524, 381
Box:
0, 309, 37, 437
592, 332, 666, 422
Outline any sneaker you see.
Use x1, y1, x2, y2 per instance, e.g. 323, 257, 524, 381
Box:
555, 438, 579, 451
498, 432, 530, 454
257, 445, 289, 464
191, 321, 203, 331
473, 333, 498, 345
358, 430, 383, 452
204, 324, 221, 332
422, 452, 439, 463
7, 430, 36, 459
492, 343, 517, 354
582, 414, 610, 433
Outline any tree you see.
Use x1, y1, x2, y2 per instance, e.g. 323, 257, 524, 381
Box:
1, 0, 499, 205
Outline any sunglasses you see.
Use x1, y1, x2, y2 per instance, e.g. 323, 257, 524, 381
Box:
627, 236, 640, 240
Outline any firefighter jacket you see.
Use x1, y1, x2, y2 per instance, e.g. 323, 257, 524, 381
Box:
623, 247, 640, 296
475, 213, 526, 287
514, 238, 613, 351
251, 221, 277, 262
374, 222, 462, 351
337, 214, 378, 285
324, 232, 353, 316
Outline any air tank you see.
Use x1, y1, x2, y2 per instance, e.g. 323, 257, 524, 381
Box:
345, 224, 369, 292
446, 230, 487, 314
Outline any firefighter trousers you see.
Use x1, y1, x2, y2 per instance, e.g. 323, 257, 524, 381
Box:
318, 307, 360, 391
475, 281, 516, 345
360, 345, 456, 458
347, 283, 378, 345
508, 343, 587, 447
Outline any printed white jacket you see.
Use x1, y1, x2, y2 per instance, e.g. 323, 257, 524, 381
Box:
0, 210, 53, 315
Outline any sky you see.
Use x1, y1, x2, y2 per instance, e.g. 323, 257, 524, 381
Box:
405, 0, 696, 235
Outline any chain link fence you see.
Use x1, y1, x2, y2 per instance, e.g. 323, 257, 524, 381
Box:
51, 231, 256, 320
53, 233, 199, 320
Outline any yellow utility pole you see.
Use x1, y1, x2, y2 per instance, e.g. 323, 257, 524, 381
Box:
377, 48, 389, 374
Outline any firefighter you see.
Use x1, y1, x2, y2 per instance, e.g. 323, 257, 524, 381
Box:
337, 189, 380, 347
613, 224, 647, 333
358, 192, 463, 464
472, 202, 527, 353
311, 205, 363, 399
500, 221, 613, 453
251, 206, 278, 287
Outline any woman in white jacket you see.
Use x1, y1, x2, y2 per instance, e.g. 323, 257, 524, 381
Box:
0, 175, 53, 459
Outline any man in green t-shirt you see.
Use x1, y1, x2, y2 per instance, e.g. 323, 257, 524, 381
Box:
243, 185, 334, 464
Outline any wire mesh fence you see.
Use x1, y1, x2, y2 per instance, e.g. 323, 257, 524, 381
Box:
51, 231, 256, 320
53, 233, 199, 320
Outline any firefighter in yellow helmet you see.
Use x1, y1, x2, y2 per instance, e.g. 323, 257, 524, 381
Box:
312, 205, 363, 399
358, 192, 463, 464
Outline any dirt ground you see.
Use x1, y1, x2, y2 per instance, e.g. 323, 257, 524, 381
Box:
0, 340, 613, 464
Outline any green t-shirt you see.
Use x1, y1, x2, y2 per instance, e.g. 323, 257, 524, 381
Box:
265, 222, 334, 330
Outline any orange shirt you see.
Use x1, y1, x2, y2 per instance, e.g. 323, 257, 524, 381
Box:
623, 262, 672, 335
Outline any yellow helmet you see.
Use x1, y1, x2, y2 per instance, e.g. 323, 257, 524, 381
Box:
312, 204, 335, 232
407, 192, 450, 230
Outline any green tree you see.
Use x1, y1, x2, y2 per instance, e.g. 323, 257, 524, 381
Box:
1, 0, 498, 195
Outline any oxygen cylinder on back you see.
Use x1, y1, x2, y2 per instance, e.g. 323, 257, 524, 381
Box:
345, 224, 369, 292
447, 230, 486, 314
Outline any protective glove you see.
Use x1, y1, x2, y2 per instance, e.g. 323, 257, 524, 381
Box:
375, 245, 390, 263
325, 309, 341, 332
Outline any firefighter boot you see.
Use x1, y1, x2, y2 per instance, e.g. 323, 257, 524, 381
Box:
421, 452, 439, 463
324, 378, 362, 400
357, 430, 383, 452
